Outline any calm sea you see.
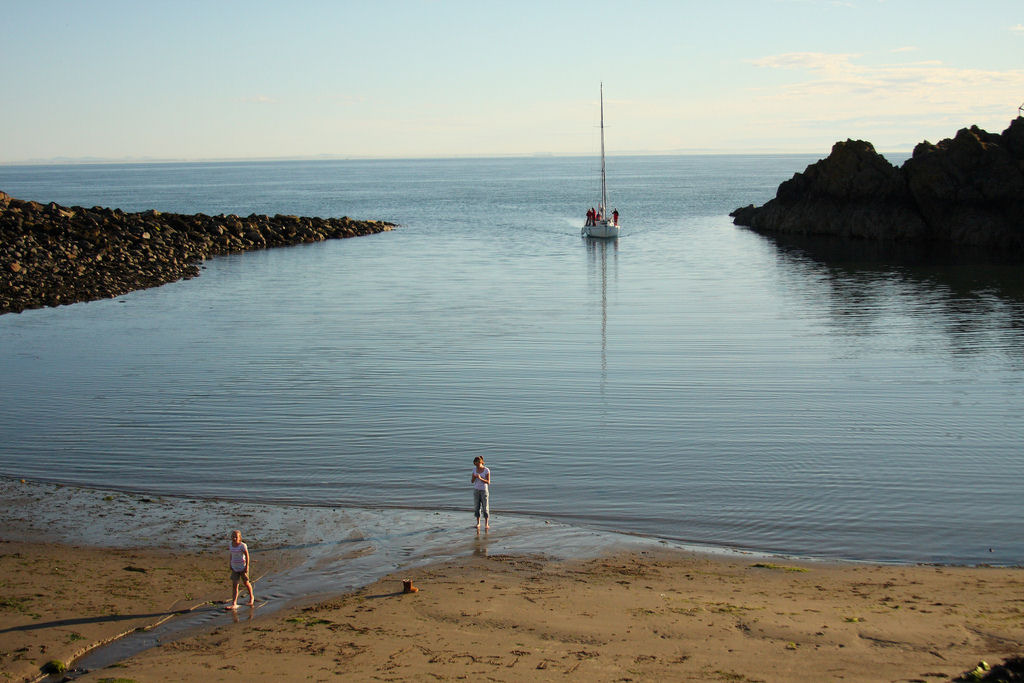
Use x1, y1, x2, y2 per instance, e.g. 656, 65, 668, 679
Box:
2, 155, 1023, 565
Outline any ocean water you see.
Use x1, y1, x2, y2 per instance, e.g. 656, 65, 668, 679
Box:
2, 155, 1023, 565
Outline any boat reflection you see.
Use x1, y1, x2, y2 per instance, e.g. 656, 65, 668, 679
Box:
586, 237, 619, 401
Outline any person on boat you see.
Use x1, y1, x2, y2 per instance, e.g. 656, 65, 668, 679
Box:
587, 207, 596, 226
612, 209, 619, 226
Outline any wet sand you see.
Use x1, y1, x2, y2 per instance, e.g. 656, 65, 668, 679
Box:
2, 477, 1022, 682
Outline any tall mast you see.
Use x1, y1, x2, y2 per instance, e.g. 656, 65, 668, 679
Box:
600, 82, 607, 216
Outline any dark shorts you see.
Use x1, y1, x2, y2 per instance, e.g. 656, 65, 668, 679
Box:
231, 569, 249, 583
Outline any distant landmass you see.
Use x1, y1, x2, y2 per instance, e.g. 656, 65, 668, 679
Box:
731, 118, 1024, 252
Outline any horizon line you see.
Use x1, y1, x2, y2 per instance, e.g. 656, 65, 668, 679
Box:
0, 146, 918, 167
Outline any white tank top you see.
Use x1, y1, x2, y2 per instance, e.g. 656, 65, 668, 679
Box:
229, 541, 248, 571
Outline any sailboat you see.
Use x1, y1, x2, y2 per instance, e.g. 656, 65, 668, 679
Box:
581, 83, 620, 238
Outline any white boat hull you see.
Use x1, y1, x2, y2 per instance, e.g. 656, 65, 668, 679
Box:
582, 219, 619, 238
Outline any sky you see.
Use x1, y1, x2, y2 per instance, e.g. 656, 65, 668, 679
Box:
2, 0, 1022, 162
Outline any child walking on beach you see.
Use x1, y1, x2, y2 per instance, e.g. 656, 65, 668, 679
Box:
471, 456, 491, 531
226, 529, 255, 610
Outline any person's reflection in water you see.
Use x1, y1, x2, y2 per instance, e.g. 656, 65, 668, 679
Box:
229, 603, 258, 624
473, 531, 489, 557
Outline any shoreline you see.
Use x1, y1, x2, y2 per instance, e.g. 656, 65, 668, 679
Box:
2, 479, 1023, 681
3, 474, 1020, 569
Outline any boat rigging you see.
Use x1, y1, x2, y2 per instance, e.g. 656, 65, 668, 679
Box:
582, 83, 621, 239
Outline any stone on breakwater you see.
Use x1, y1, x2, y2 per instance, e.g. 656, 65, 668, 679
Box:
0, 190, 394, 315
730, 118, 1024, 251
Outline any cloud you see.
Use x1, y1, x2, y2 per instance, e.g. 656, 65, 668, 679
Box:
748, 52, 1024, 114
1011, 24, 1024, 33
243, 95, 276, 104
326, 94, 368, 106
750, 52, 861, 73
731, 50, 1024, 151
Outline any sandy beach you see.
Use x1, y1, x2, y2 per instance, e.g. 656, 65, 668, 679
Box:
2, 478, 1022, 682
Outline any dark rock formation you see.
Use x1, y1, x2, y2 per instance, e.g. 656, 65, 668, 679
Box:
731, 118, 1024, 251
0, 191, 394, 314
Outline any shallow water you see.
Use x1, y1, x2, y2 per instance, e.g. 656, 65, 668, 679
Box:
1, 477, 682, 673
2, 155, 1023, 565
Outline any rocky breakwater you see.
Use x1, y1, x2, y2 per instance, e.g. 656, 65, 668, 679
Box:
731, 117, 1024, 251
0, 191, 394, 314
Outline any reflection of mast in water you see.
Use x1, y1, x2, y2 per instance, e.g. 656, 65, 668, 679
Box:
586, 238, 618, 398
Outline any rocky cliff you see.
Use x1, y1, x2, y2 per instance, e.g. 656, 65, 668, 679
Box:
0, 191, 394, 314
731, 118, 1024, 251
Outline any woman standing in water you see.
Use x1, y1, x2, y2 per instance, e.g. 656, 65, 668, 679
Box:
471, 456, 491, 531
